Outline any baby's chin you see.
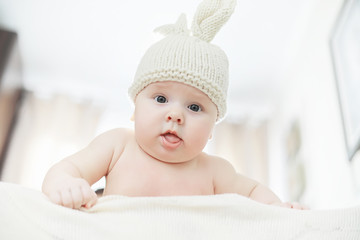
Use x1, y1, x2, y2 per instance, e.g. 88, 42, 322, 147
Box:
139, 142, 201, 165
151, 155, 190, 164
146, 151, 196, 165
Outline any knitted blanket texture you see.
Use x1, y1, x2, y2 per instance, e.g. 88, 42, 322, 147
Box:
0, 182, 359, 239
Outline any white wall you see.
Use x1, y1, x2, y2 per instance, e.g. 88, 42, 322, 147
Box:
275, 0, 357, 209
0, 0, 200, 105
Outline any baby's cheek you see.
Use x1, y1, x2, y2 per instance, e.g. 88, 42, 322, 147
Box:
187, 126, 211, 149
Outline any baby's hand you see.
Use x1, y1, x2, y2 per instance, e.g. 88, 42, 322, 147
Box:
271, 202, 309, 210
44, 177, 97, 209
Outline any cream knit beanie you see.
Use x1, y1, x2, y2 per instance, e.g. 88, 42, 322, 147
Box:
128, 0, 236, 120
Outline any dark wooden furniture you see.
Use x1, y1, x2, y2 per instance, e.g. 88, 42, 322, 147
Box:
0, 29, 23, 177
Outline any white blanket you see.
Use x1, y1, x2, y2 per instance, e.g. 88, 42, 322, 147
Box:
1, 182, 359, 240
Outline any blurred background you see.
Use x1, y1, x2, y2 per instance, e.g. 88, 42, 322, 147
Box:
0, 0, 359, 209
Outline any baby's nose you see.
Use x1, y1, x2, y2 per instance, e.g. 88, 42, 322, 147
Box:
166, 111, 184, 124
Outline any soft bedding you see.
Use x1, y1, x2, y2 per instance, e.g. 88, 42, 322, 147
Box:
0, 181, 359, 239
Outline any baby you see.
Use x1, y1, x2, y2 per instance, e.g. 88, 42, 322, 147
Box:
42, 0, 307, 210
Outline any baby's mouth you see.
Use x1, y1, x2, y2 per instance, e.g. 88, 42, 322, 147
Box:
162, 132, 181, 143
160, 131, 182, 149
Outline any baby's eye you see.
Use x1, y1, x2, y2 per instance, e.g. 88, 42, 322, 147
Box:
188, 104, 202, 112
155, 95, 167, 103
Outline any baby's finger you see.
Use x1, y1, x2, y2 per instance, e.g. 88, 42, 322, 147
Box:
281, 202, 293, 208
48, 191, 62, 206
60, 189, 73, 209
297, 203, 310, 210
289, 202, 309, 210
81, 186, 97, 208
289, 202, 299, 209
84, 197, 98, 209
70, 187, 84, 209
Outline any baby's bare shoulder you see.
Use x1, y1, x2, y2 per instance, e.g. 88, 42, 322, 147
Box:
97, 128, 134, 172
200, 153, 235, 172
86, 128, 133, 159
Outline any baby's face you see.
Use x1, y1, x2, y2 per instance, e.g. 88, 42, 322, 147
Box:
133, 81, 217, 163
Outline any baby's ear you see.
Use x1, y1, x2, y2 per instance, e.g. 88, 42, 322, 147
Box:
130, 114, 135, 121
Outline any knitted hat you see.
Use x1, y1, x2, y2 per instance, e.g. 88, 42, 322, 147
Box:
128, 0, 236, 120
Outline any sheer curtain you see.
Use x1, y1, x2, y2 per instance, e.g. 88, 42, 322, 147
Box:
212, 119, 269, 185
1, 92, 103, 190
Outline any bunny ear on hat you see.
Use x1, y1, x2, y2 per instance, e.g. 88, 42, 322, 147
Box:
154, 13, 190, 36
191, 0, 236, 42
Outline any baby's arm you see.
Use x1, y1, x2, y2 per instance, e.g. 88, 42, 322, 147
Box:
245, 181, 308, 209
212, 156, 308, 210
42, 128, 128, 209
42, 160, 98, 209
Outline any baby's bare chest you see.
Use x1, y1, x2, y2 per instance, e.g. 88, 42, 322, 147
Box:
104, 156, 214, 197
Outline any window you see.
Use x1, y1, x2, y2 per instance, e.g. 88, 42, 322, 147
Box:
331, 0, 360, 160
